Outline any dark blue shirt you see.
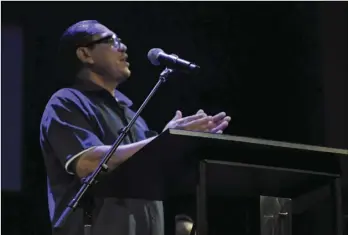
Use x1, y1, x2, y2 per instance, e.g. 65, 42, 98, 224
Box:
40, 79, 163, 235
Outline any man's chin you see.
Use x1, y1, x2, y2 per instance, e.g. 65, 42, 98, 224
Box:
124, 68, 131, 78
116, 69, 131, 84
121, 69, 131, 80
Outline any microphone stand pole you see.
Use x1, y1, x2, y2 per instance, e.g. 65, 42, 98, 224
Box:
53, 67, 174, 234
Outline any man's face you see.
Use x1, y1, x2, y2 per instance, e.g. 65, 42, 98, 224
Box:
79, 24, 131, 83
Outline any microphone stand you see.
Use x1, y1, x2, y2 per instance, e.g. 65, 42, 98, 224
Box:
53, 67, 174, 234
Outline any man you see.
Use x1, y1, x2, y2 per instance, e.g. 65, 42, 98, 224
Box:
40, 20, 230, 235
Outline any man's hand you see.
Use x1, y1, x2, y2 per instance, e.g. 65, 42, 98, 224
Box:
196, 109, 231, 134
163, 110, 231, 134
163, 110, 215, 132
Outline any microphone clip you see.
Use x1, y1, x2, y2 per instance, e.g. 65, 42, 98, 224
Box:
159, 67, 174, 82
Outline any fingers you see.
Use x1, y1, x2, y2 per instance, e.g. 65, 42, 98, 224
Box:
172, 110, 183, 121
214, 116, 231, 126
185, 116, 212, 128
197, 110, 230, 123
178, 113, 207, 124
197, 109, 205, 114
211, 120, 229, 133
199, 120, 216, 132
224, 116, 232, 122
212, 112, 226, 123
181, 116, 213, 131
174, 110, 231, 133
197, 110, 230, 125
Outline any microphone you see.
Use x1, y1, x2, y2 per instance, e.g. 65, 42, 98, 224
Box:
147, 48, 200, 72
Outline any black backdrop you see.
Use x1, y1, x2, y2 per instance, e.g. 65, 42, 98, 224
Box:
2, 2, 347, 235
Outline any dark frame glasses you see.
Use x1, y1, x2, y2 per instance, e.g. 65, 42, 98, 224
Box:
77, 34, 122, 49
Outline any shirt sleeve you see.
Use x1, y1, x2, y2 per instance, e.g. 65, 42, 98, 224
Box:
41, 90, 104, 175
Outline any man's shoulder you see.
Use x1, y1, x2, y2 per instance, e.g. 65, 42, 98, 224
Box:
44, 88, 90, 109
41, 88, 91, 119
40, 88, 92, 131
50, 87, 85, 102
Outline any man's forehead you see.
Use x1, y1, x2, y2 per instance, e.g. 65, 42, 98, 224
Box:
94, 24, 114, 35
67, 22, 119, 46
94, 24, 112, 32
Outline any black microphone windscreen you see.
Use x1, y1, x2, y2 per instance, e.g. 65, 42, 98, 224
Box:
147, 48, 163, 66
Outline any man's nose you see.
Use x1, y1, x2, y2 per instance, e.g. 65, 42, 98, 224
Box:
118, 43, 127, 52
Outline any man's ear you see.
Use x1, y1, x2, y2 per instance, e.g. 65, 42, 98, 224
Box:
76, 47, 94, 64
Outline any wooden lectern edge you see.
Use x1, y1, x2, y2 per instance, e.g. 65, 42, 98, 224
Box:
165, 129, 348, 155
205, 159, 340, 177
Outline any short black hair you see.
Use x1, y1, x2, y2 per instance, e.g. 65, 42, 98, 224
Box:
56, 20, 103, 82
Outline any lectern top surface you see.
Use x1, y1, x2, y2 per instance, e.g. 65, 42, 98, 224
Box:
167, 129, 348, 156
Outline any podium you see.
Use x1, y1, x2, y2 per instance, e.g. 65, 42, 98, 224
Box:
93, 129, 348, 235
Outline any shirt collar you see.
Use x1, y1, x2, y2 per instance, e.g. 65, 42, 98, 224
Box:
114, 90, 133, 107
73, 78, 133, 107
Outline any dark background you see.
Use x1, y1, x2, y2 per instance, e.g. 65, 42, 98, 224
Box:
2, 1, 347, 235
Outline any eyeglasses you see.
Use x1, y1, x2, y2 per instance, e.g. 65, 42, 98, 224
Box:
78, 34, 122, 49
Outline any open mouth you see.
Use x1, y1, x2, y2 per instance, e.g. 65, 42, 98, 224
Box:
119, 54, 129, 67
120, 54, 128, 62
120, 58, 130, 67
